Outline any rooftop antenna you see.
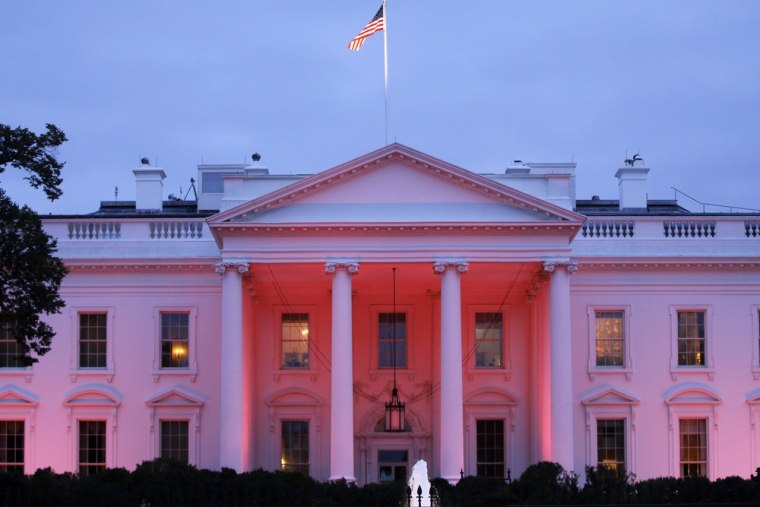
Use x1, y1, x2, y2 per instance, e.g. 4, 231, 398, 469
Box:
114, 186, 119, 201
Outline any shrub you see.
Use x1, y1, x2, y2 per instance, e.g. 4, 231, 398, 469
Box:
512, 461, 579, 505
580, 466, 634, 505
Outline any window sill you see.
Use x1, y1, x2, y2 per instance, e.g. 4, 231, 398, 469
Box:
670, 366, 715, 381
272, 368, 317, 383
70, 369, 115, 383
152, 369, 197, 383
369, 368, 416, 381
466, 367, 512, 382
588, 368, 633, 382
0, 368, 32, 383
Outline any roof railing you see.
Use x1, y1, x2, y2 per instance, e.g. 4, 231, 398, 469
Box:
671, 187, 760, 214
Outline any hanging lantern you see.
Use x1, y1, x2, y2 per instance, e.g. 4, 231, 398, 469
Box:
385, 387, 405, 432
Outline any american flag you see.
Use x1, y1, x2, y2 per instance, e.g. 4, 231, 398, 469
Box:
348, 5, 384, 51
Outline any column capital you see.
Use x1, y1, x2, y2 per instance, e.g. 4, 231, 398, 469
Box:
325, 262, 360, 274
542, 260, 578, 274
433, 260, 469, 274
215, 261, 250, 275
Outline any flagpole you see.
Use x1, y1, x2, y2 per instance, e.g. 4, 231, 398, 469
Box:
383, 0, 389, 145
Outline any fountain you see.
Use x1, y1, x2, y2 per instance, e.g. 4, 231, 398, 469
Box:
407, 459, 432, 506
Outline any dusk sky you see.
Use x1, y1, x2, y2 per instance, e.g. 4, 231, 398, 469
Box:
3, 1, 759, 214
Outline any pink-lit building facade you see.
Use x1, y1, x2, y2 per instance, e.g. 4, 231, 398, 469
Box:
2, 144, 759, 484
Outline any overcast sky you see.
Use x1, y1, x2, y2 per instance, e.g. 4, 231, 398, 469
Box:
3, 1, 759, 214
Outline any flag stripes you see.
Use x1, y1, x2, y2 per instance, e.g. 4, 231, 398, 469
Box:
348, 5, 384, 51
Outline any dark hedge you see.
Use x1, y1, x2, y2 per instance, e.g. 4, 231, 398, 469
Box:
2, 460, 760, 506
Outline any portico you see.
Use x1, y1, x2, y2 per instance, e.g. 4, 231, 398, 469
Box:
207, 143, 584, 482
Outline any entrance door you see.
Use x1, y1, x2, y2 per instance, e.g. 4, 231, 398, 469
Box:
378, 449, 408, 482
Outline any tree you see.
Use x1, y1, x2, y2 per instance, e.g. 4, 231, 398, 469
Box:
0, 124, 68, 365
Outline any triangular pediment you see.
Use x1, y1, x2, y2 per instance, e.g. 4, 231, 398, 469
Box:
146, 387, 205, 407
209, 144, 584, 232
0, 385, 39, 406
581, 385, 639, 406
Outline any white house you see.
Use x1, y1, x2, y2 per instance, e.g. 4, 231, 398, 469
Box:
2, 143, 759, 484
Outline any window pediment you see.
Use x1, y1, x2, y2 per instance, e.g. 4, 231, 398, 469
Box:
0, 385, 39, 407
464, 387, 519, 406
146, 387, 205, 408
664, 383, 721, 406
265, 388, 324, 407
581, 385, 639, 406
63, 384, 121, 407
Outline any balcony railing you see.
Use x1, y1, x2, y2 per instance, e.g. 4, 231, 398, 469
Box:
67, 222, 121, 240
581, 221, 635, 238
663, 221, 716, 238
51, 219, 209, 241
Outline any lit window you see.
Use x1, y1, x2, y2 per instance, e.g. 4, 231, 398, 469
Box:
677, 311, 705, 366
679, 418, 707, 477
78, 420, 106, 476
161, 313, 189, 368
281, 420, 309, 475
0, 321, 23, 368
475, 312, 503, 368
281, 313, 309, 369
597, 419, 625, 470
160, 421, 189, 464
378, 450, 408, 483
595, 311, 625, 367
79, 313, 107, 368
476, 419, 505, 478
379, 313, 406, 368
0, 421, 24, 473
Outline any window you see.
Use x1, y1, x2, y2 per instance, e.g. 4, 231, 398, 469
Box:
595, 311, 624, 367
0, 421, 24, 473
78, 420, 106, 476
475, 313, 503, 368
582, 385, 638, 474
79, 313, 107, 368
161, 312, 189, 368
476, 419, 505, 478
281, 313, 309, 369
379, 313, 406, 368
147, 387, 204, 466
0, 321, 23, 368
281, 420, 309, 475
679, 418, 707, 477
160, 421, 189, 463
201, 172, 224, 193
596, 419, 625, 470
678, 311, 705, 366
378, 450, 408, 483
665, 384, 718, 478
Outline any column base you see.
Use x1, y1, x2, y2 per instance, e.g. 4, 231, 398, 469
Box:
441, 474, 461, 485
328, 475, 356, 483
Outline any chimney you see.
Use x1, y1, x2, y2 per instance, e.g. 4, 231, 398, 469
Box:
615, 158, 649, 211
505, 159, 530, 174
133, 159, 166, 211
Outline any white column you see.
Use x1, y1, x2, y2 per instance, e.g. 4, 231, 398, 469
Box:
326, 261, 359, 482
216, 261, 249, 471
544, 260, 577, 472
434, 260, 468, 484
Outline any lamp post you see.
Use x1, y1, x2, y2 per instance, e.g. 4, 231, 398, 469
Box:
385, 267, 405, 432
